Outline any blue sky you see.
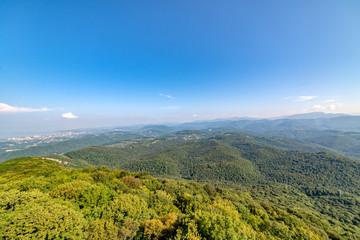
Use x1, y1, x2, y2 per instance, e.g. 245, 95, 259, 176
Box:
1, 0, 360, 137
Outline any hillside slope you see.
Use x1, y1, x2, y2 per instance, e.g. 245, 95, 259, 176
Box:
64, 133, 360, 193
0, 157, 359, 239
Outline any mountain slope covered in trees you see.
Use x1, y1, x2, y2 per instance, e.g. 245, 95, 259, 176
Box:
63, 133, 360, 193
0, 157, 359, 239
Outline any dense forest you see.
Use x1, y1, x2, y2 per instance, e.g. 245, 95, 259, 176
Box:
1, 157, 359, 239
63, 133, 360, 193
46, 132, 360, 239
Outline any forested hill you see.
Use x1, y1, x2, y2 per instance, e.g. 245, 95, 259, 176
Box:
0, 157, 359, 239
63, 133, 360, 194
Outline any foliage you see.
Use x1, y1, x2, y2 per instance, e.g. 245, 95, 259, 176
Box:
0, 157, 359, 239
64, 133, 360, 194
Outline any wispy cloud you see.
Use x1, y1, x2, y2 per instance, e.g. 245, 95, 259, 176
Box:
284, 96, 317, 102
323, 99, 337, 103
159, 93, 175, 99
298, 96, 317, 101
0, 103, 50, 113
160, 106, 181, 110
62, 112, 79, 119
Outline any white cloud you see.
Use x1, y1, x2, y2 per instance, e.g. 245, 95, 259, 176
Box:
312, 103, 343, 111
193, 114, 198, 118
0, 103, 50, 113
312, 105, 327, 111
62, 112, 79, 119
298, 96, 317, 101
159, 93, 175, 99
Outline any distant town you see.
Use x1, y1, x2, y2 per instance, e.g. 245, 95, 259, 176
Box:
0, 131, 90, 153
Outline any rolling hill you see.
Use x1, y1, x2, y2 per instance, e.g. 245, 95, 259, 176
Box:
0, 157, 359, 239
62, 132, 360, 194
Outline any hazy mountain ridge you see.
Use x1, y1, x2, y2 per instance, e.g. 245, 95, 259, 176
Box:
1, 113, 360, 163
274, 112, 349, 120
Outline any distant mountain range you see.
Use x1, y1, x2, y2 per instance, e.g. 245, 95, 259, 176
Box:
1, 112, 360, 162
175, 113, 360, 133
274, 112, 349, 119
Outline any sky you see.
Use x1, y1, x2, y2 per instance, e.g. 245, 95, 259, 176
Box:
1, 0, 360, 137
